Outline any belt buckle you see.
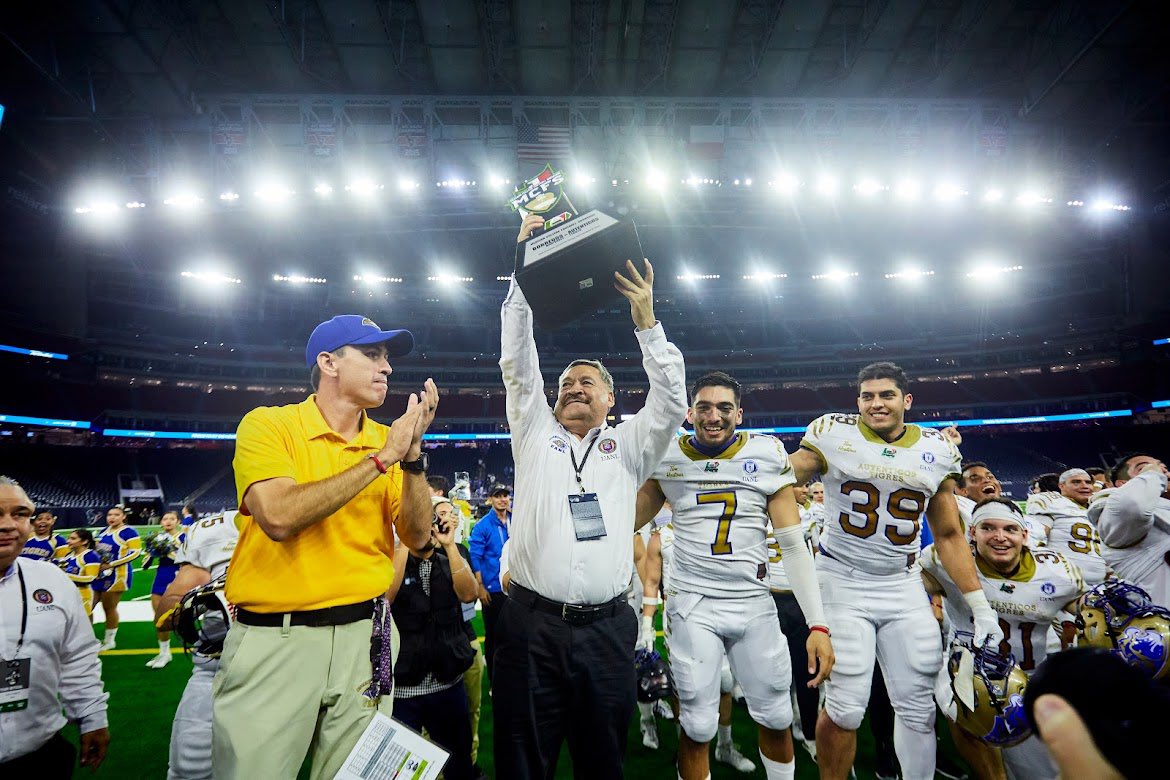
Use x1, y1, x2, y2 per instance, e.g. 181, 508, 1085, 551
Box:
561, 603, 596, 627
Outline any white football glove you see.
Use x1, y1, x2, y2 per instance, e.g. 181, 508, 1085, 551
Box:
637, 615, 656, 652
964, 590, 1004, 647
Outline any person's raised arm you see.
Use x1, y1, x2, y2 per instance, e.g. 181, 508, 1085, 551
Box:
500, 213, 555, 445
242, 395, 425, 542
1095, 463, 1168, 548
613, 260, 688, 483
396, 380, 441, 551
435, 517, 479, 603
928, 483, 1003, 648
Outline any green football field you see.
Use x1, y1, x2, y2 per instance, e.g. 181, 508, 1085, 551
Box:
61, 549, 962, 779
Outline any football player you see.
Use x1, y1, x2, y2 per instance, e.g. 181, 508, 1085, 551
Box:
155, 510, 240, 780
19, 510, 68, 562
1026, 469, 1107, 586
637, 371, 834, 780
923, 498, 1086, 780
94, 505, 143, 650
1089, 453, 1170, 606
788, 362, 1002, 780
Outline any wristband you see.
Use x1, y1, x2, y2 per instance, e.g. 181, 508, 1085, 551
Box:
368, 454, 389, 474
810, 624, 831, 636
642, 596, 662, 607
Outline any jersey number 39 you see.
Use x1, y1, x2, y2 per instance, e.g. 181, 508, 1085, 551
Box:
838, 480, 928, 544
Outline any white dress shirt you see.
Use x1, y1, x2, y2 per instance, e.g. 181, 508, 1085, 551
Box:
1090, 470, 1170, 607
499, 280, 687, 604
0, 558, 109, 761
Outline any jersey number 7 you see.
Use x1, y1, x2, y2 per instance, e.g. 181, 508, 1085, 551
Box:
698, 491, 738, 555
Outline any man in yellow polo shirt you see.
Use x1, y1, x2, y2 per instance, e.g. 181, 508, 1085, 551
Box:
212, 315, 440, 779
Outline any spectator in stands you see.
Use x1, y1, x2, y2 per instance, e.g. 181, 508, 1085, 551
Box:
142, 511, 185, 669
468, 483, 511, 682
388, 496, 479, 780
1089, 453, 1170, 606
1087, 466, 1109, 493
0, 476, 110, 775
19, 510, 67, 563
59, 529, 102, 619
94, 505, 142, 651
213, 314, 438, 780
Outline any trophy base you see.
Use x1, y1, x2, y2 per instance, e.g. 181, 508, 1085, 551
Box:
514, 209, 644, 329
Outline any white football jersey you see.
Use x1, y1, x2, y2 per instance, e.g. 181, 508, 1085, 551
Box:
658, 524, 676, 593
801, 414, 961, 576
653, 432, 796, 596
1026, 492, 1106, 585
921, 544, 1085, 674
176, 511, 241, 579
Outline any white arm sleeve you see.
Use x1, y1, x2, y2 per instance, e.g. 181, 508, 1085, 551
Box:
775, 524, 828, 628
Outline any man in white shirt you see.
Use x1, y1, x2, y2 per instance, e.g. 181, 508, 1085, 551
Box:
493, 214, 688, 778
1090, 453, 1170, 606
0, 476, 109, 776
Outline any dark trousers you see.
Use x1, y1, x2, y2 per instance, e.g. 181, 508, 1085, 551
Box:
772, 590, 820, 740
0, 732, 76, 779
481, 591, 508, 683
492, 592, 638, 779
393, 684, 475, 780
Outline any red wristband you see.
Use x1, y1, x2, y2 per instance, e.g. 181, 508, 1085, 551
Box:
368, 454, 389, 474
810, 625, 831, 636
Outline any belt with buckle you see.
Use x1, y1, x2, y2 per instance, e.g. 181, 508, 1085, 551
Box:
235, 600, 374, 628
509, 583, 625, 627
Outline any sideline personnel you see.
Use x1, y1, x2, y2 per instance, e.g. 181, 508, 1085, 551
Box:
493, 214, 688, 778
211, 315, 439, 779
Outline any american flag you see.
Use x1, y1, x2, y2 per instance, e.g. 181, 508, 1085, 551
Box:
516, 123, 573, 164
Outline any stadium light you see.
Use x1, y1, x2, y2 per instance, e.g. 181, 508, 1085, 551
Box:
428, 273, 474, 285
854, 178, 884, 197
742, 270, 787, 281
354, 274, 403, 285
982, 188, 1004, 204
313, 182, 334, 197
770, 172, 799, 195
933, 182, 965, 203
273, 274, 327, 284
487, 174, 510, 191
966, 264, 1023, 278
1015, 190, 1051, 207
677, 272, 720, 282
645, 167, 668, 192
254, 183, 296, 203
162, 192, 204, 210
74, 200, 122, 215
398, 178, 420, 194
181, 270, 241, 285
219, 191, 240, 202
885, 267, 935, 281
125, 201, 146, 209
894, 178, 922, 202
814, 173, 839, 198
812, 268, 857, 282
345, 179, 383, 197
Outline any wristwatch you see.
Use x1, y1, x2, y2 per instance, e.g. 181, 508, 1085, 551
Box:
400, 452, 429, 473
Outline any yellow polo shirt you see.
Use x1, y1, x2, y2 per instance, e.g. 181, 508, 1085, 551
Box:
227, 395, 403, 611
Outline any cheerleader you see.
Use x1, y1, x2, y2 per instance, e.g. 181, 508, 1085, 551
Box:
94, 505, 142, 650
142, 511, 185, 668
59, 529, 103, 619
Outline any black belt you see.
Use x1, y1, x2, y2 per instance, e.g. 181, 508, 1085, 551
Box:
508, 583, 626, 627
236, 600, 373, 628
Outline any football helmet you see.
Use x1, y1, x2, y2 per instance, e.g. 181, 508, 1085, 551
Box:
634, 648, 674, 703
947, 639, 1032, 747
174, 573, 232, 658
1075, 580, 1170, 680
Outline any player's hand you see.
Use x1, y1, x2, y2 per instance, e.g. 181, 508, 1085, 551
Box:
517, 213, 545, 243
1033, 694, 1122, 780
941, 425, 962, 446
79, 726, 110, 772
614, 259, 656, 331
971, 605, 1005, 648
478, 583, 492, 605
380, 394, 427, 465
636, 616, 656, 651
806, 630, 835, 687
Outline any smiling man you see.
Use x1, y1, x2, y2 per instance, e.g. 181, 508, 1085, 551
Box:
788, 362, 1002, 780
1026, 468, 1107, 586
212, 314, 440, 780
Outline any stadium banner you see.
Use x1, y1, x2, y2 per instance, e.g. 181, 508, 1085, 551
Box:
304, 121, 338, 158
396, 123, 428, 158
509, 164, 644, 329
212, 121, 247, 156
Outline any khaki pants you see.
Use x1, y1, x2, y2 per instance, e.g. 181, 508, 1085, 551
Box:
462, 636, 486, 764
211, 617, 399, 780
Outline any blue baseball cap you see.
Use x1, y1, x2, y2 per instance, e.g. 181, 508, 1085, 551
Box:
305, 315, 414, 368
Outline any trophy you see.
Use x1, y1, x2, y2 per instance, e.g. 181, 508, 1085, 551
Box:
509, 165, 644, 329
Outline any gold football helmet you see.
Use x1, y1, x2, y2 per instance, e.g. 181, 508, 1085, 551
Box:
947, 640, 1032, 747
1076, 580, 1170, 680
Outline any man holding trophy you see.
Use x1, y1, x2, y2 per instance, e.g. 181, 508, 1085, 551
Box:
492, 165, 688, 778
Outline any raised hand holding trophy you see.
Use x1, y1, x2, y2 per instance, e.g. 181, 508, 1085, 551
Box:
509, 164, 645, 329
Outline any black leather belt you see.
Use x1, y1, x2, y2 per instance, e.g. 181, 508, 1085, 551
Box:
236, 600, 373, 628
509, 583, 625, 627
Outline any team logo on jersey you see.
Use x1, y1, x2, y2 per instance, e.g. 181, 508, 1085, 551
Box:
665, 465, 683, 478
743, 460, 759, 474
549, 436, 568, 454
999, 583, 1016, 593
922, 452, 935, 464
599, 438, 617, 454
1041, 582, 1056, 596
837, 442, 856, 453
32, 588, 53, 604
881, 447, 897, 458
704, 462, 720, 473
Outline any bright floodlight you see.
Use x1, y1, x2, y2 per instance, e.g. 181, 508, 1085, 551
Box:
1015, 190, 1050, 207
933, 182, 964, 202
884, 267, 935, 280
487, 174, 510, 191
645, 167, 668, 191
812, 268, 857, 282
676, 272, 720, 282
345, 179, 383, 197
966, 264, 1023, 278
982, 188, 1004, 203
313, 182, 334, 197
771, 172, 799, 195
273, 274, 327, 284
354, 273, 403, 284
163, 192, 204, 209
894, 178, 922, 202
181, 270, 241, 285
428, 273, 474, 285
219, 191, 240, 202
398, 178, 420, 194
742, 270, 787, 281
854, 178, 883, 197
815, 174, 838, 198
254, 183, 295, 203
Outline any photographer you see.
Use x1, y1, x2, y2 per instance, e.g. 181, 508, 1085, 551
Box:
388, 497, 479, 780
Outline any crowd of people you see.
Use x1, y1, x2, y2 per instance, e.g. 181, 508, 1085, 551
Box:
1, 218, 1166, 779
